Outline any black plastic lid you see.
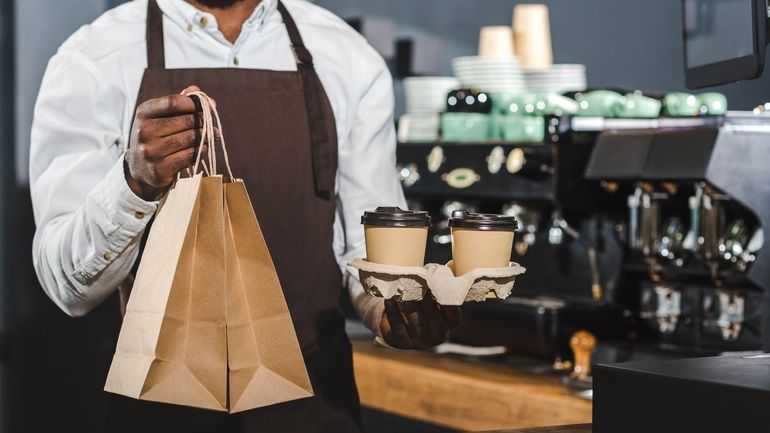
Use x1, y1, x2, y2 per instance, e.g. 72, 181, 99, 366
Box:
448, 211, 518, 231
361, 207, 432, 228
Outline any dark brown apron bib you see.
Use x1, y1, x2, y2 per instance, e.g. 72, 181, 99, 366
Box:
104, 2, 361, 432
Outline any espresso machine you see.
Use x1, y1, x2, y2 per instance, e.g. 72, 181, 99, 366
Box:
396, 111, 770, 364
396, 116, 628, 363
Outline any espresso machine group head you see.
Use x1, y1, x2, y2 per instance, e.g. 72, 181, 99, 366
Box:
586, 113, 770, 352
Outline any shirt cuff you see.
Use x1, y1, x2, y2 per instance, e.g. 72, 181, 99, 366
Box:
99, 155, 158, 233
346, 270, 386, 338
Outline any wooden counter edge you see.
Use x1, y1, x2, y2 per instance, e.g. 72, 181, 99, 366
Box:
352, 340, 592, 432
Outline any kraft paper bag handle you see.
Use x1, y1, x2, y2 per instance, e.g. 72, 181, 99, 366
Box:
187, 91, 235, 181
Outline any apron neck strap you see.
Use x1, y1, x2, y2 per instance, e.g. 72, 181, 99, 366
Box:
146, 0, 165, 69
276, 1, 314, 68
146, 0, 314, 70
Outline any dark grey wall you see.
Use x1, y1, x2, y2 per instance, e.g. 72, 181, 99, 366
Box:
316, 0, 770, 110
14, 0, 108, 183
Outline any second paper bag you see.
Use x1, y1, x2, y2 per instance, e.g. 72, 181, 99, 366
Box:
225, 180, 313, 413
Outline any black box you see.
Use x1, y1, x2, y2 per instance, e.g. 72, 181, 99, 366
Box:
594, 354, 770, 433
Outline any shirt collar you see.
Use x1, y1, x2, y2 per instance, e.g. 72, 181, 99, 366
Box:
156, 0, 278, 34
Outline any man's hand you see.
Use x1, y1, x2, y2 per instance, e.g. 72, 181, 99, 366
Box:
125, 86, 213, 200
380, 296, 461, 350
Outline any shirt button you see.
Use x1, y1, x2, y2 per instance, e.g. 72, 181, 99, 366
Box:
200, 16, 209, 26
233, 57, 240, 65
103, 252, 113, 261
134, 211, 146, 220
187, 23, 193, 32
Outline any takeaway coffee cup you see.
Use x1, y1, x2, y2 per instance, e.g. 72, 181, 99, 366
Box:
449, 211, 518, 275
362, 207, 431, 267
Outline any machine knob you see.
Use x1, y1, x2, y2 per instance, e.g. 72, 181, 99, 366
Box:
569, 330, 596, 381
486, 146, 506, 174
426, 146, 445, 173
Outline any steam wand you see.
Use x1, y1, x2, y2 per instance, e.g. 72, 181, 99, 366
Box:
551, 209, 604, 301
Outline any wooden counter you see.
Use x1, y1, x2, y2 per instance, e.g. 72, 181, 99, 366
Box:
483, 424, 591, 433
352, 340, 592, 432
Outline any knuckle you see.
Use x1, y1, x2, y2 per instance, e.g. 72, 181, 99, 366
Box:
137, 144, 150, 161
135, 124, 150, 142
144, 144, 160, 161
135, 102, 150, 119
165, 96, 179, 112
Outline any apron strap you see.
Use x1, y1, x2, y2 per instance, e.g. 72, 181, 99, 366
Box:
277, 1, 313, 67
146, 0, 166, 69
143, 0, 335, 197
277, 0, 336, 197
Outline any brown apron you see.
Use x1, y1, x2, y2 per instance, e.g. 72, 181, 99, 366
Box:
104, 1, 362, 432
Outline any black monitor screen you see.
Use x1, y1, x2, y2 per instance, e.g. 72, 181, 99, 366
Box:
684, 0, 755, 68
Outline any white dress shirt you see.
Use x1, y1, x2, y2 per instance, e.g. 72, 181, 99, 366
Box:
29, 0, 405, 336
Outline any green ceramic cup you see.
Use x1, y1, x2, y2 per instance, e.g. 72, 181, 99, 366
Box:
617, 94, 662, 118
489, 92, 524, 115
697, 92, 728, 116
441, 113, 491, 142
499, 116, 546, 142
576, 90, 626, 117
492, 92, 579, 116
490, 113, 505, 140
663, 92, 699, 117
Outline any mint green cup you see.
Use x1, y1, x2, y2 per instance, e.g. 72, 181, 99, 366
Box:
663, 92, 699, 117
499, 116, 545, 142
441, 113, 491, 142
617, 94, 662, 118
489, 92, 525, 115
697, 92, 727, 116
576, 90, 626, 117
492, 93, 542, 116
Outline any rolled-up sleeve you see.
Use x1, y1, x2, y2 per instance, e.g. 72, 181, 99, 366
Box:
30, 48, 156, 317
333, 54, 407, 336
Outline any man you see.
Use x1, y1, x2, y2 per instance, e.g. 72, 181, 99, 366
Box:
30, 0, 460, 431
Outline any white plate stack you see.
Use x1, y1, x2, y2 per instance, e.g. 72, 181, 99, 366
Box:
451, 56, 527, 93
400, 77, 459, 142
524, 64, 587, 94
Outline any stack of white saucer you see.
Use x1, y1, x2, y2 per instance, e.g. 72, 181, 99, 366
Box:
400, 76, 459, 142
524, 64, 587, 94
452, 56, 527, 93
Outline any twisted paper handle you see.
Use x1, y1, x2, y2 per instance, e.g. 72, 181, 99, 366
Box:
187, 91, 235, 180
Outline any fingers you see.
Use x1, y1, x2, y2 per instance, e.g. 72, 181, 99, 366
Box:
141, 114, 197, 139
418, 297, 451, 343
399, 301, 430, 347
439, 305, 462, 329
136, 94, 198, 120
150, 144, 208, 187
383, 299, 411, 347
382, 298, 449, 350
144, 128, 200, 160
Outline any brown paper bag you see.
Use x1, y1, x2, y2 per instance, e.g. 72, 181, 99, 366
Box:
224, 180, 313, 413
105, 91, 312, 413
104, 174, 229, 411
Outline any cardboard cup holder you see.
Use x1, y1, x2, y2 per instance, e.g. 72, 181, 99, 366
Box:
348, 259, 526, 306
